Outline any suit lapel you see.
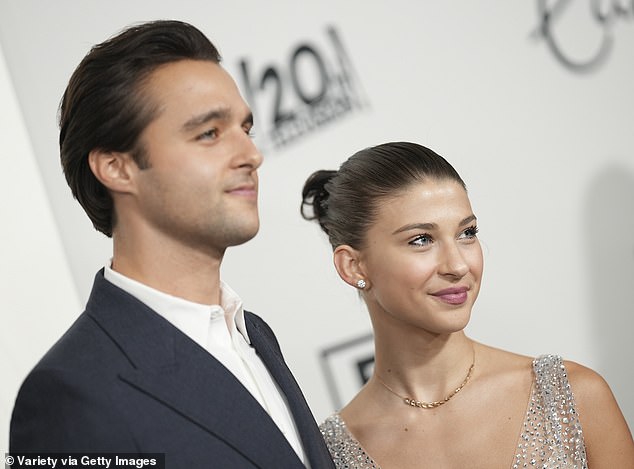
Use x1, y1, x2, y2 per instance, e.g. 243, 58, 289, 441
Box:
85, 272, 305, 468
246, 314, 336, 469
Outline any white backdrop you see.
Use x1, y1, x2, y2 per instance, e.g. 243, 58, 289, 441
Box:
1, 0, 633, 450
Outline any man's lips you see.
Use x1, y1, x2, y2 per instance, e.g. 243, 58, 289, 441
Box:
431, 287, 469, 305
226, 184, 257, 197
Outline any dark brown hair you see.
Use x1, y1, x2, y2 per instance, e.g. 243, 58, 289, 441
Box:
301, 142, 466, 249
59, 20, 221, 236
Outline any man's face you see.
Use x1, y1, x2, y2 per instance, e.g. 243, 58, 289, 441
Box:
131, 59, 263, 257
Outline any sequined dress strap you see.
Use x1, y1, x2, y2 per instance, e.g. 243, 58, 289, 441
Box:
512, 354, 588, 469
320, 413, 380, 469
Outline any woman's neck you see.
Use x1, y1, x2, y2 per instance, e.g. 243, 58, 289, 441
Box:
371, 331, 475, 403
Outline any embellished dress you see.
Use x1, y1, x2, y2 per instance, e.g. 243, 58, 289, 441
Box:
319, 355, 588, 469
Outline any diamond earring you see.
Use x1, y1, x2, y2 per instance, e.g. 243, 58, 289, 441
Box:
356, 279, 367, 289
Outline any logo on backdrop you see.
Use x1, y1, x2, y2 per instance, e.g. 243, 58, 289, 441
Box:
237, 26, 368, 152
533, 0, 633, 72
320, 333, 374, 409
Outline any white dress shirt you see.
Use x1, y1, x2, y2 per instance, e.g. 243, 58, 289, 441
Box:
104, 265, 309, 466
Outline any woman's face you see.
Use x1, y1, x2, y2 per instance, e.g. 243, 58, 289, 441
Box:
358, 178, 483, 335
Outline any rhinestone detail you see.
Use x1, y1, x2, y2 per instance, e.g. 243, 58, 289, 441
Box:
320, 414, 379, 468
320, 354, 588, 469
512, 355, 588, 469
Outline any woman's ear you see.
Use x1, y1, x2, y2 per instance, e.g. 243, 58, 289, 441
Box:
88, 149, 137, 194
333, 245, 369, 290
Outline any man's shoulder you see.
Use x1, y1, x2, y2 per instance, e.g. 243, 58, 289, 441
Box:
27, 310, 123, 381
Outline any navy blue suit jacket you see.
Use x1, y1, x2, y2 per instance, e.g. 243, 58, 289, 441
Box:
10, 270, 335, 468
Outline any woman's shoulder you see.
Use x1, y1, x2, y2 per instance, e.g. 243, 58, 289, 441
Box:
473, 342, 533, 375
562, 360, 634, 466
526, 355, 618, 410
473, 345, 606, 396
477, 346, 621, 420
561, 359, 621, 423
562, 359, 611, 395
475, 343, 597, 379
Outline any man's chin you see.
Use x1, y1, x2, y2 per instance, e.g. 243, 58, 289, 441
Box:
227, 224, 260, 247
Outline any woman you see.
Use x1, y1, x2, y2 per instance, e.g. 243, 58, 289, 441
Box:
301, 142, 634, 468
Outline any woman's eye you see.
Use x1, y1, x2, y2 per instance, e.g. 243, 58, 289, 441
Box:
459, 225, 479, 239
409, 234, 433, 247
244, 125, 254, 138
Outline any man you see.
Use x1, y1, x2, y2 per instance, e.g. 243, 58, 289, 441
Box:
10, 20, 334, 469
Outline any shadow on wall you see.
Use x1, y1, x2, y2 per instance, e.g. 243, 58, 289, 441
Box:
584, 163, 634, 429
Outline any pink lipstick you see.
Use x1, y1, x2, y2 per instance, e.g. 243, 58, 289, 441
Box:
431, 287, 468, 305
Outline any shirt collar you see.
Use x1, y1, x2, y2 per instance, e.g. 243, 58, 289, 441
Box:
103, 263, 251, 345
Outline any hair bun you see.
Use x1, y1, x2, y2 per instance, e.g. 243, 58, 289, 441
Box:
301, 169, 337, 233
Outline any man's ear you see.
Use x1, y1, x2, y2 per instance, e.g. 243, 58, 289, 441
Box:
333, 244, 370, 290
88, 149, 137, 194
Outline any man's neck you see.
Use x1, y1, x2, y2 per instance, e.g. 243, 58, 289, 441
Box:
111, 234, 224, 305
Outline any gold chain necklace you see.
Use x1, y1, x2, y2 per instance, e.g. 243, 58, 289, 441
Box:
374, 354, 475, 409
